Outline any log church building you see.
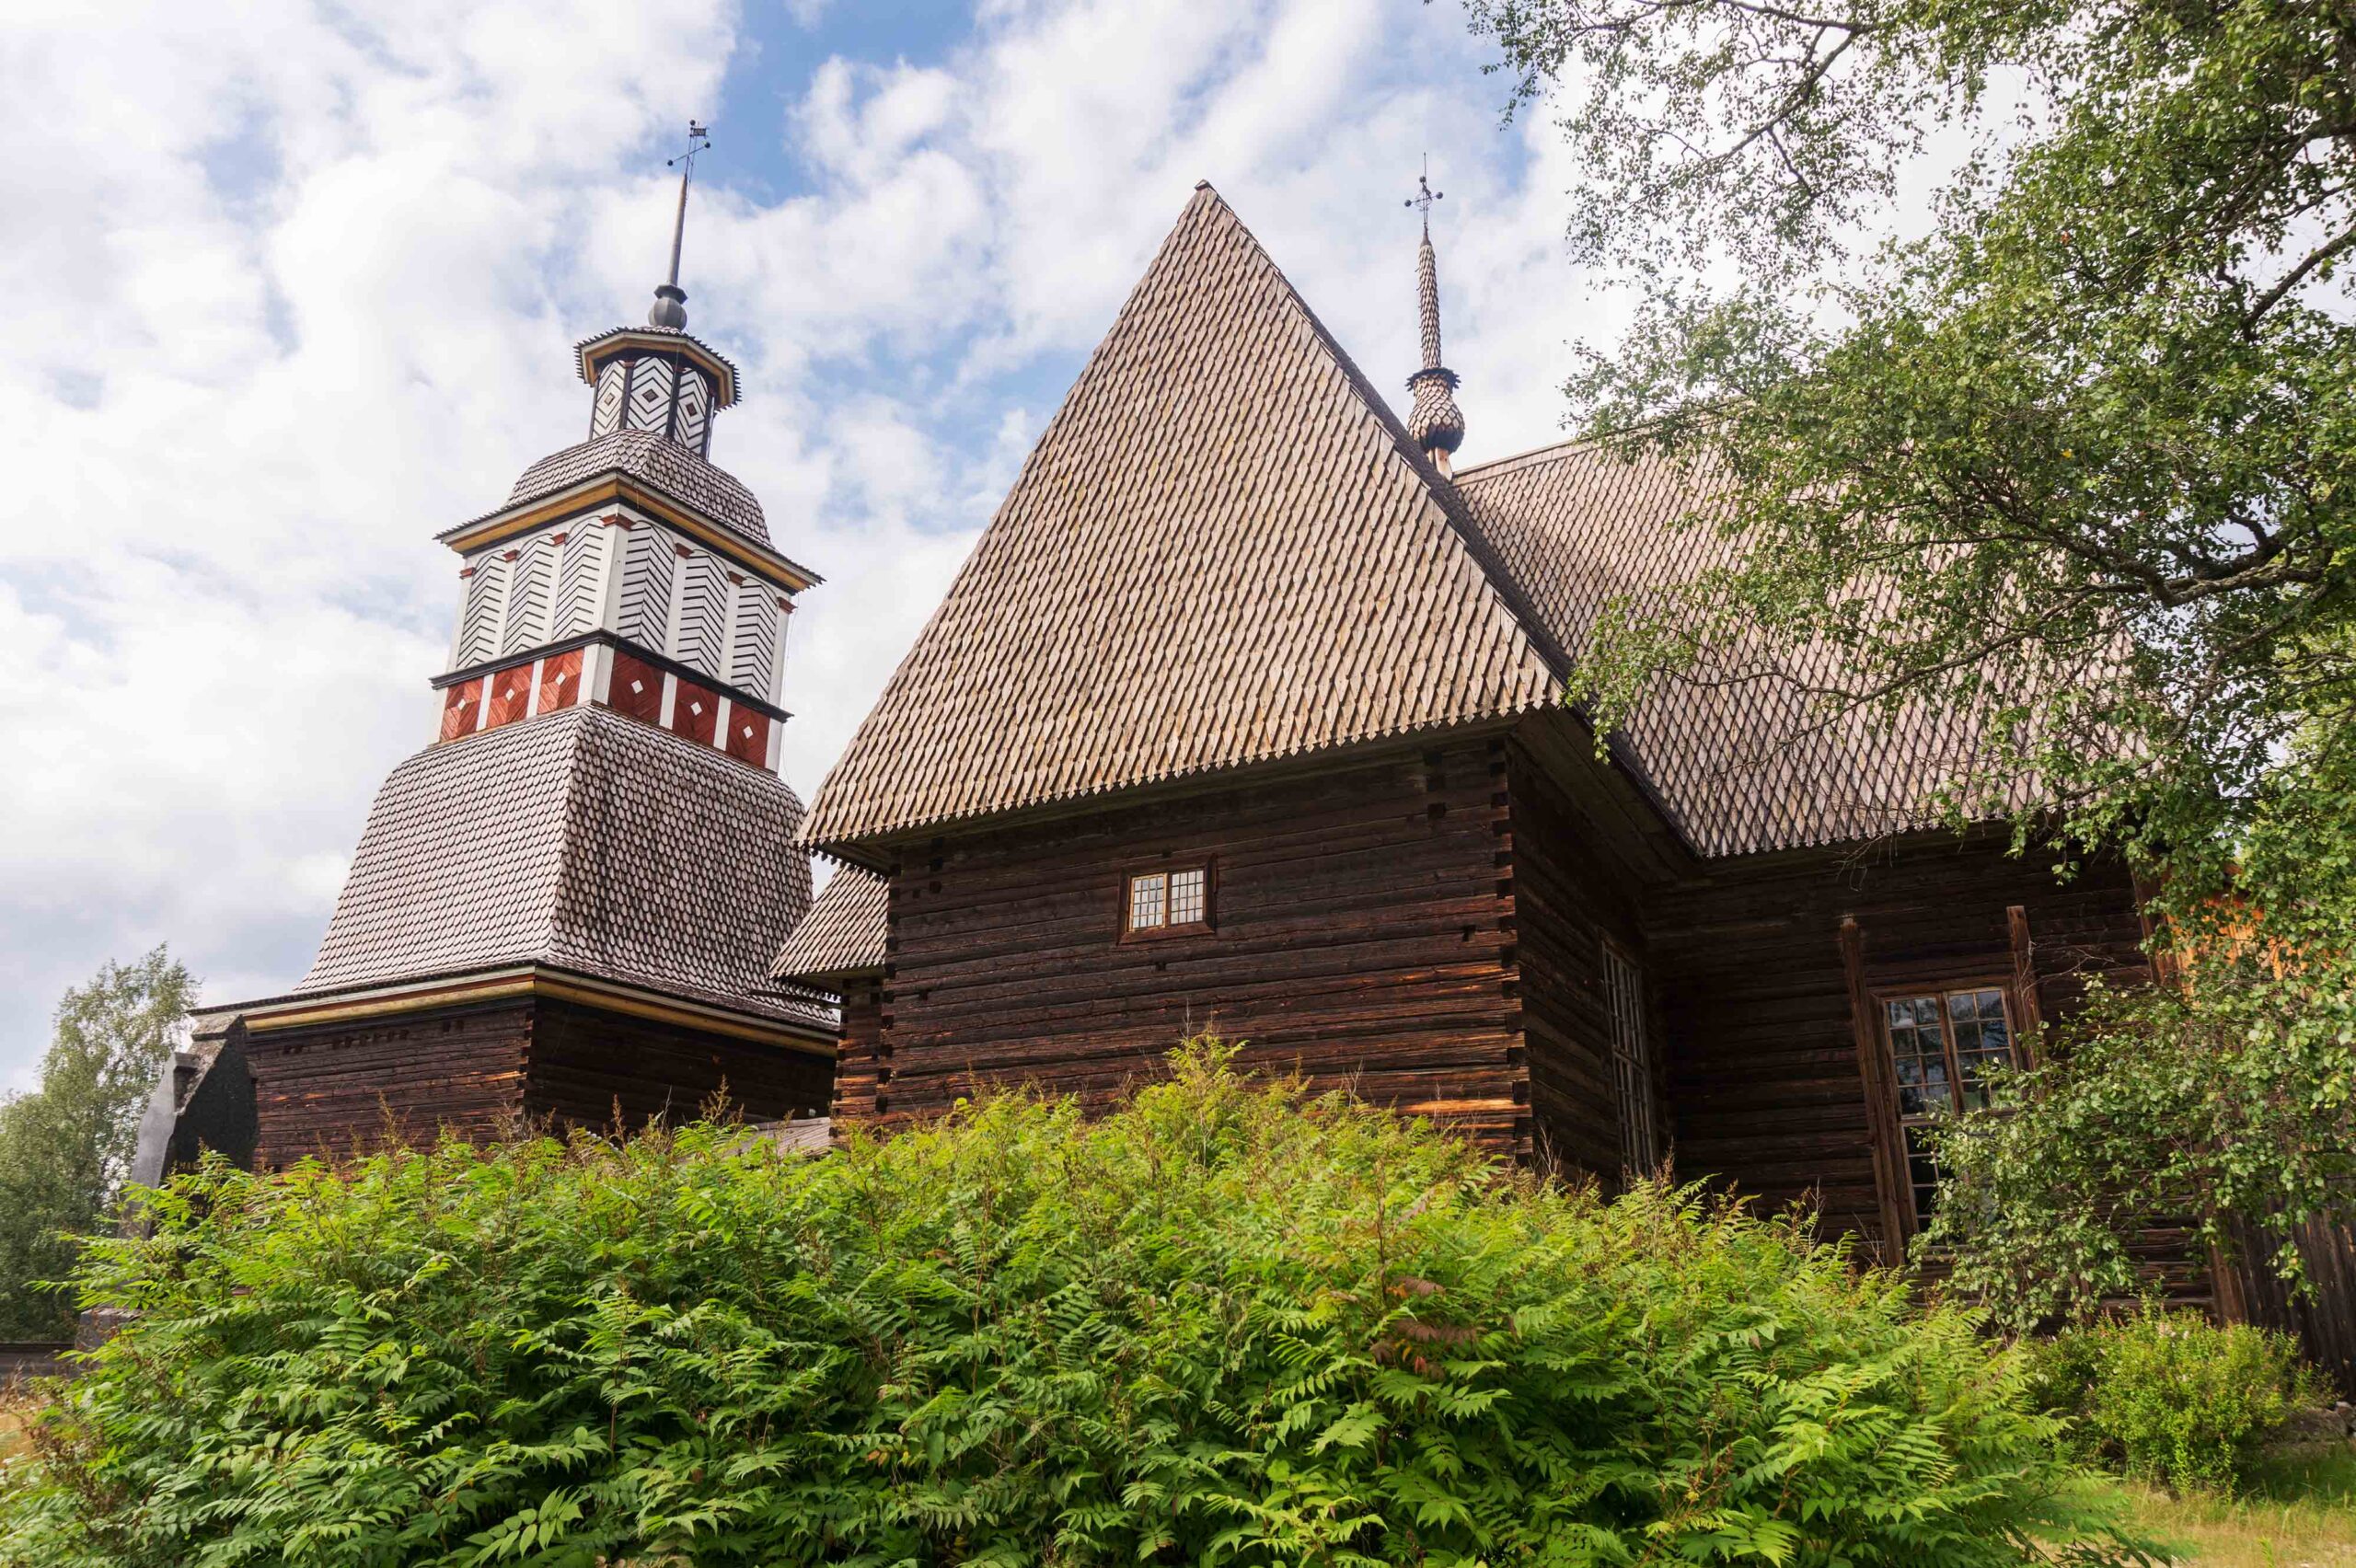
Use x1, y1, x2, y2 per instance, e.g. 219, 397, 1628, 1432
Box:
185, 169, 2154, 1268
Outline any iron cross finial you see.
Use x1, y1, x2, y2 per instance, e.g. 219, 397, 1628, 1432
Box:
1403, 156, 1442, 234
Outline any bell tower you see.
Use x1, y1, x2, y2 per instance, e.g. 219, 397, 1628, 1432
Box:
216, 126, 837, 1168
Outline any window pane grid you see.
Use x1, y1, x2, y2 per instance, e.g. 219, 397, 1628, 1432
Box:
1882, 986, 2017, 1228
1128, 872, 1166, 930
1168, 868, 1206, 926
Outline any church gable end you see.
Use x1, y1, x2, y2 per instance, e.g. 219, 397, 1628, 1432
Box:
803, 185, 1558, 858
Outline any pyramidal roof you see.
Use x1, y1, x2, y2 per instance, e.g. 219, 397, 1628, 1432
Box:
296, 705, 826, 1028
802, 183, 1563, 854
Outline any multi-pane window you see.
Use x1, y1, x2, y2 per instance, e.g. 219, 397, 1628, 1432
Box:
1603, 942, 1658, 1174
1126, 866, 1210, 934
1883, 986, 2016, 1227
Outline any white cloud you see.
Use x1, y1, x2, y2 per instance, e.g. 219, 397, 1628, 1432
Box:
0, 0, 1624, 1078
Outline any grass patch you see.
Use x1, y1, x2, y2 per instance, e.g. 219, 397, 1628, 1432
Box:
2112, 1439, 2356, 1565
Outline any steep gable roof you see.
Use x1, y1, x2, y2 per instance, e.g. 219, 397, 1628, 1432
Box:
802, 184, 1560, 855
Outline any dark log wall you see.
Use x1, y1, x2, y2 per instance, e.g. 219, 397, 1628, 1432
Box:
1503, 743, 1641, 1181
1642, 837, 2151, 1259
870, 738, 1527, 1154
829, 980, 887, 1126
247, 1001, 530, 1170
248, 997, 834, 1169
525, 998, 835, 1131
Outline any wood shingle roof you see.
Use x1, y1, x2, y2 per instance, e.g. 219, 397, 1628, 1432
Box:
801, 184, 1558, 856
297, 705, 826, 1026
802, 185, 2038, 864
770, 865, 888, 985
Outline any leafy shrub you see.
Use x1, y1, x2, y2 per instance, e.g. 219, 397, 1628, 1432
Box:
0, 1045, 2143, 1566
2027, 1307, 2326, 1494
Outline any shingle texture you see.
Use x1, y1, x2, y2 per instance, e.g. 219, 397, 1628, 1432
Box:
300, 705, 824, 1026
1452, 442, 2039, 855
801, 185, 1558, 852
500, 429, 770, 546
771, 867, 888, 983
801, 185, 2040, 862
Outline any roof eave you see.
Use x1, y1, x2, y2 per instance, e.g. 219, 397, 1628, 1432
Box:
438, 472, 823, 592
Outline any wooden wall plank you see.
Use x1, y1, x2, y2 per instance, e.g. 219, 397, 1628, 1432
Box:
858, 738, 1529, 1155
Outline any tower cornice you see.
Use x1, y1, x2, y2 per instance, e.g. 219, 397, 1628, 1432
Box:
574, 327, 741, 410
437, 473, 822, 593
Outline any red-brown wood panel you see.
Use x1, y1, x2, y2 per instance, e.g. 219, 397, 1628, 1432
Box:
858, 737, 1529, 1157
439, 677, 485, 742
483, 664, 533, 730
607, 650, 665, 725
725, 706, 769, 767
537, 649, 583, 713
670, 678, 720, 748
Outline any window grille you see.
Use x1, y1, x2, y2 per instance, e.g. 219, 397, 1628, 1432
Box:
1603, 942, 1657, 1174
1168, 868, 1207, 927
1881, 986, 2015, 1227
1126, 865, 1210, 934
1128, 872, 1166, 930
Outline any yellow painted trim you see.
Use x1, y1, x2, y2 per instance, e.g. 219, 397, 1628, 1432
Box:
242, 973, 537, 1031
533, 973, 837, 1057
442, 478, 819, 592
241, 969, 837, 1058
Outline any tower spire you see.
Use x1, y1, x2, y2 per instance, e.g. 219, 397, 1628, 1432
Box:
1402, 161, 1465, 477
650, 121, 710, 330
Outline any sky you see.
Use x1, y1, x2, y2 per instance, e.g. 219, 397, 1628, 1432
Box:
0, 0, 1628, 1088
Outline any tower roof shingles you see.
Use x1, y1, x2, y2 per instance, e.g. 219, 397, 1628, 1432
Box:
298, 705, 826, 1027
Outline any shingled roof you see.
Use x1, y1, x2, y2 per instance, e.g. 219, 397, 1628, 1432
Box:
493, 429, 770, 546
298, 705, 825, 1027
771, 866, 888, 985
801, 184, 1558, 855
800, 184, 2035, 862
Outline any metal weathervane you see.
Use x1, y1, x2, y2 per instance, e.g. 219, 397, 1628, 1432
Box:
649, 121, 712, 329
1404, 156, 1442, 233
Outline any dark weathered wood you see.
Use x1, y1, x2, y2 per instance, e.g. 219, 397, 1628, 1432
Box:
247, 1002, 533, 1169
1646, 836, 2151, 1257
1840, 918, 1911, 1261
525, 998, 834, 1130
857, 738, 1528, 1154
1506, 740, 1640, 1181
247, 996, 830, 1167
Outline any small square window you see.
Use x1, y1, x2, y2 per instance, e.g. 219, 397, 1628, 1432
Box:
1128, 872, 1167, 930
1126, 864, 1210, 935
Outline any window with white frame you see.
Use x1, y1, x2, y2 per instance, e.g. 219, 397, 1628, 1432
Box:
1603, 941, 1658, 1174
1126, 865, 1209, 934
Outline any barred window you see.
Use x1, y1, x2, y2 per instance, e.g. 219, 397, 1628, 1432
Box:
1126, 865, 1211, 934
1883, 986, 2016, 1226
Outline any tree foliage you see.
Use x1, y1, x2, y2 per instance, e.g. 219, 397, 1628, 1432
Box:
1462, 0, 2356, 1307
0, 947, 192, 1340
0, 1048, 2151, 1566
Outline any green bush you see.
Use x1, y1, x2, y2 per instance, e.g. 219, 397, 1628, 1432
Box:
2027, 1307, 2326, 1494
0, 1045, 2144, 1566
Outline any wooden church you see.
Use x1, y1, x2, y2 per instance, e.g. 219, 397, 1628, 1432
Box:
181, 163, 2162, 1274
774, 180, 2155, 1265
